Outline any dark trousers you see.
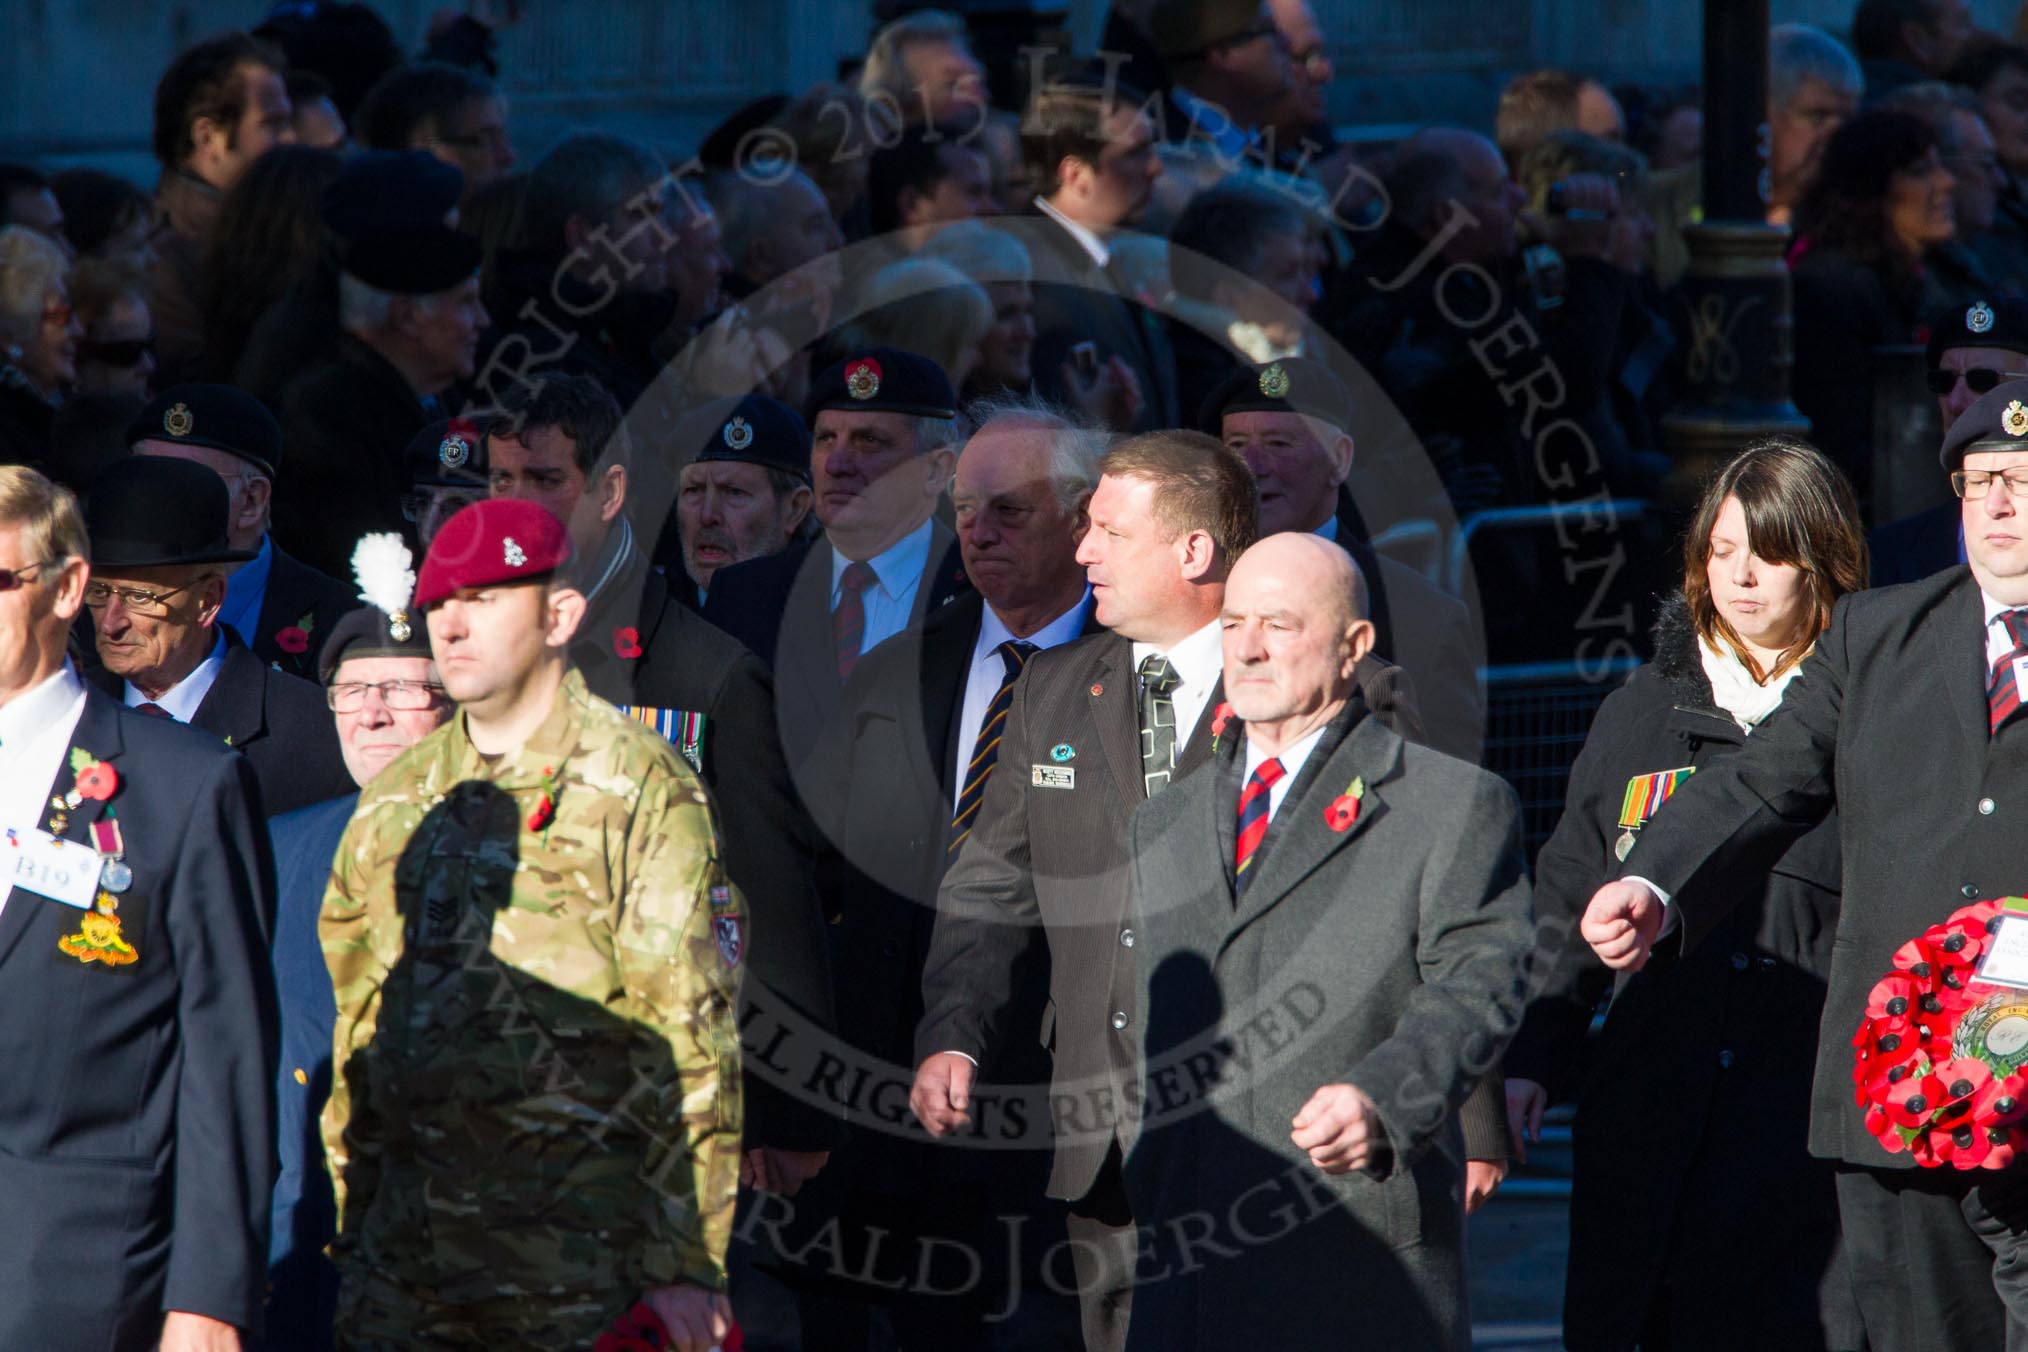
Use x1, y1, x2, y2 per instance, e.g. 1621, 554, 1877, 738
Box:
1064, 1147, 1135, 1352
1835, 1164, 2028, 1351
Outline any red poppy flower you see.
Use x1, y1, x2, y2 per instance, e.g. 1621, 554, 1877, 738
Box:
275, 626, 310, 655
1929, 1058, 1993, 1131
74, 761, 118, 802
1972, 1073, 2028, 1131
1930, 901, 2004, 966
613, 626, 642, 660
1866, 971, 1928, 1024
1880, 1066, 1945, 1130
1324, 793, 1359, 832
527, 794, 554, 833
1210, 701, 1234, 738
593, 1302, 665, 1352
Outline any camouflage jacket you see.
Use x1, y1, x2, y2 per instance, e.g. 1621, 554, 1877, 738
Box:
321, 667, 743, 1301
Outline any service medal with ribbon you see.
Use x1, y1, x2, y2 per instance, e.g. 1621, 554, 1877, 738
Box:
1616, 766, 1695, 860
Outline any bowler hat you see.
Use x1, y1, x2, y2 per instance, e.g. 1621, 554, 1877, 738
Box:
86, 457, 259, 569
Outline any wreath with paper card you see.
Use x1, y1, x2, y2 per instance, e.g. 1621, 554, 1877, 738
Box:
1851, 898, 2028, 1168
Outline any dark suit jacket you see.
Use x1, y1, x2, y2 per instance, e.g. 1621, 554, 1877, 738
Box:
1122, 699, 1533, 1351
701, 527, 971, 766
1868, 502, 1960, 589
85, 632, 352, 818
265, 793, 354, 1352
0, 685, 278, 1349
572, 541, 842, 1152
1024, 211, 1180, 432
272, 334, 427, 578
1621, 568, 2028, 1167
253, 541, 361, 681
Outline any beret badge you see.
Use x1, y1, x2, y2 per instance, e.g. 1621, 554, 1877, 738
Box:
163, 402, 194, 437
2006, 401, 2028, 439
846, 357, 883, 401
503, 536, 527, 567
1258, 363, 1290, 399
723, 416, 753, 451
1970, 302, 1996, 335
438, 434, 471, 468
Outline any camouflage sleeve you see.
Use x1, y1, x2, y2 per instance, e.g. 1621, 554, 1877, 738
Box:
613, 765, 744, 1292
319, 807, 385, 1234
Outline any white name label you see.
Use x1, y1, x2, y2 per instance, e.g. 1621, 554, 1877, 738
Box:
1978, 914, 2028, 990
5, 827, 103, 910
1031, 766, 1075, 790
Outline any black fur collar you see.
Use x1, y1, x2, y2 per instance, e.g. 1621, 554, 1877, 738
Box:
1651, 593, 1717, 710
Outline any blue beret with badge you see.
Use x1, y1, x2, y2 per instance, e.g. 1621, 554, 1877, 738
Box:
692, 392, 811, 482
1926, 297, 2028, 368
806, 346, 957, 420
1940, 376, 2028, 470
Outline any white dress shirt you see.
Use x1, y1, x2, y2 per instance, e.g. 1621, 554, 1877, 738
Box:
1034, 195, 1110, 269
124, 631, 226, 722
1241, 722, 1329, 825
954, 589, 1092, 771
1131, 618, 1225, 749
0, 663, 89, 922
832, 519, 936, 660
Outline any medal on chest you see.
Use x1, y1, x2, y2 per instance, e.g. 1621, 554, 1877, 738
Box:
1616, 766, 1695, 861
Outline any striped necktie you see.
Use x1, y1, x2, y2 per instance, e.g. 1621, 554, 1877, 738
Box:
1991, 608, 2028, 734
833, 560, 878, 679
1234, 757, 1285, 896
949, 640, 1036, 856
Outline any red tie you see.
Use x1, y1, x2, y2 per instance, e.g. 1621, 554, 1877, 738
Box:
833, 561, 878, 679
1234, 757, 1285, 895
134, 702, 173, 719
1991, 609, 2028, 734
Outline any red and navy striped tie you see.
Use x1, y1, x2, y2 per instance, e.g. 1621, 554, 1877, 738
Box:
833, 560, 878, 679
1234, 757, 1285, 896
1991, 609, 2028, 734
948, 640, 1037, 856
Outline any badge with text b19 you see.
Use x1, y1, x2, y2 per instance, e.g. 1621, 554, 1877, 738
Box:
6, 826, 104, 909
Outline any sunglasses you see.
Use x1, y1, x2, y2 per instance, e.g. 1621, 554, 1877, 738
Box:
1927, 367, 2025, 397
0, 560, 52, 591
77, 335, 154, 368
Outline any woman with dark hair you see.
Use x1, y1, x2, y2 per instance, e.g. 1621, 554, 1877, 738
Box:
195, 144, 343, 382
1789, 109, 1957, 513
1505, 438, 1868, 1351
49, 168, 152, 268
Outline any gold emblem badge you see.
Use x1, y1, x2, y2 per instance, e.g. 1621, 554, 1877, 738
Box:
1258, 363, 1290, 399
2006, 400, 2028, 438
58, 894, 137, 967
438, 434, 470, 468
723, 416, 753, 450
163, 402, 193, 437
846, 358, 883, 401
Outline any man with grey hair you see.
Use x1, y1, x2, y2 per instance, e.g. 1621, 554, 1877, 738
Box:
1768, 23, 1863, 225
471, 130, 685, 413
706, 165, 845, 307
859, 8, 986, 125
276, 223, 487, 577
790, 389, 1103, 1343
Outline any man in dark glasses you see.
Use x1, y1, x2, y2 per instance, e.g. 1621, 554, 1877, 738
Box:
1876, 296, 2028, 584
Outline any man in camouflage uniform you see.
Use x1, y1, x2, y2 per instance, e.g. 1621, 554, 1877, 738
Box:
320, 498, 742, 1351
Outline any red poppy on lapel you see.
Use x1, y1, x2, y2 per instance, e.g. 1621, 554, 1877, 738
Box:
275, 626, 310, 655
75, 760, 119, 801
1324, 775, 1365, 832
613, 626, 643, 660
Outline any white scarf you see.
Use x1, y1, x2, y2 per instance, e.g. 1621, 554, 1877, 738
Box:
1699, 634, 1806, 733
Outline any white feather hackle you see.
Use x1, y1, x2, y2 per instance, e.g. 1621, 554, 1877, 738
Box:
351, 533, 417, 617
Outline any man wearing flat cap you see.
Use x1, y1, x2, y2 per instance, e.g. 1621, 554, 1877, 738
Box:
484, 372, 843, 1196
265, 532, 449, 1352
1204, 357, 1486, 759
1577, 377, 2028, 1348
79, 456, 351, 815
129, 382, 360, 679
236, 149, 465, 408
1875, 297, 2028, 585
0, 464, 279, 1352
705, 346, 972, 765
275, 220, 488, 578
321, 498, 742, 1349
656, 391, 815, 612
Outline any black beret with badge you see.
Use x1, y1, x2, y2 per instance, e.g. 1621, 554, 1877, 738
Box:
342, 222, 482, 295
1198, 357, 1357, 436
1940, 376, 2028, 471
807, 346, 958, 421
319, 149, 464, 240
1926, 298, 2028, 369
86, 456, 260, 568
126, 382, 285, 479
318, 533, 434, 682
405, 415, 491, 490
693, 392, 811, 481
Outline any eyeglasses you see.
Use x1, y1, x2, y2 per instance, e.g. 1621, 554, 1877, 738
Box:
1928, 367, 2021, 396
0, 560, 51, 591
1952, 468, 2028, 500
327, 680, 447, 713
77, 335, 154, 368
82, 576, 213, 616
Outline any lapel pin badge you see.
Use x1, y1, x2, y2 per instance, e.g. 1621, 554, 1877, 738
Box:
1050, 743, 1075, 762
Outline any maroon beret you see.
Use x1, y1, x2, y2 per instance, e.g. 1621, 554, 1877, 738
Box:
413, 499, 573, 610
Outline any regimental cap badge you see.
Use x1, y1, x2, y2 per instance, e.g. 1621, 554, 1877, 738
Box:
163, 402, 193, 437
846, 357, 883, 401
1258, 362, 1290, 399
1970, 301, 1997, 335
723, 416, 753, 450
388, 612, 412, 642
503, 536, 527, 567
438, 434, 470, 468
2006, 400, 2028, 438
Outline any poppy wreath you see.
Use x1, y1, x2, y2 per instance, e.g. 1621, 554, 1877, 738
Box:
1851, 897, 2028, 1169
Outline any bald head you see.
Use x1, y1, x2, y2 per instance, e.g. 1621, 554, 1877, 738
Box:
1387, 128, 1522, 263
1221, 533, 1374, 749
